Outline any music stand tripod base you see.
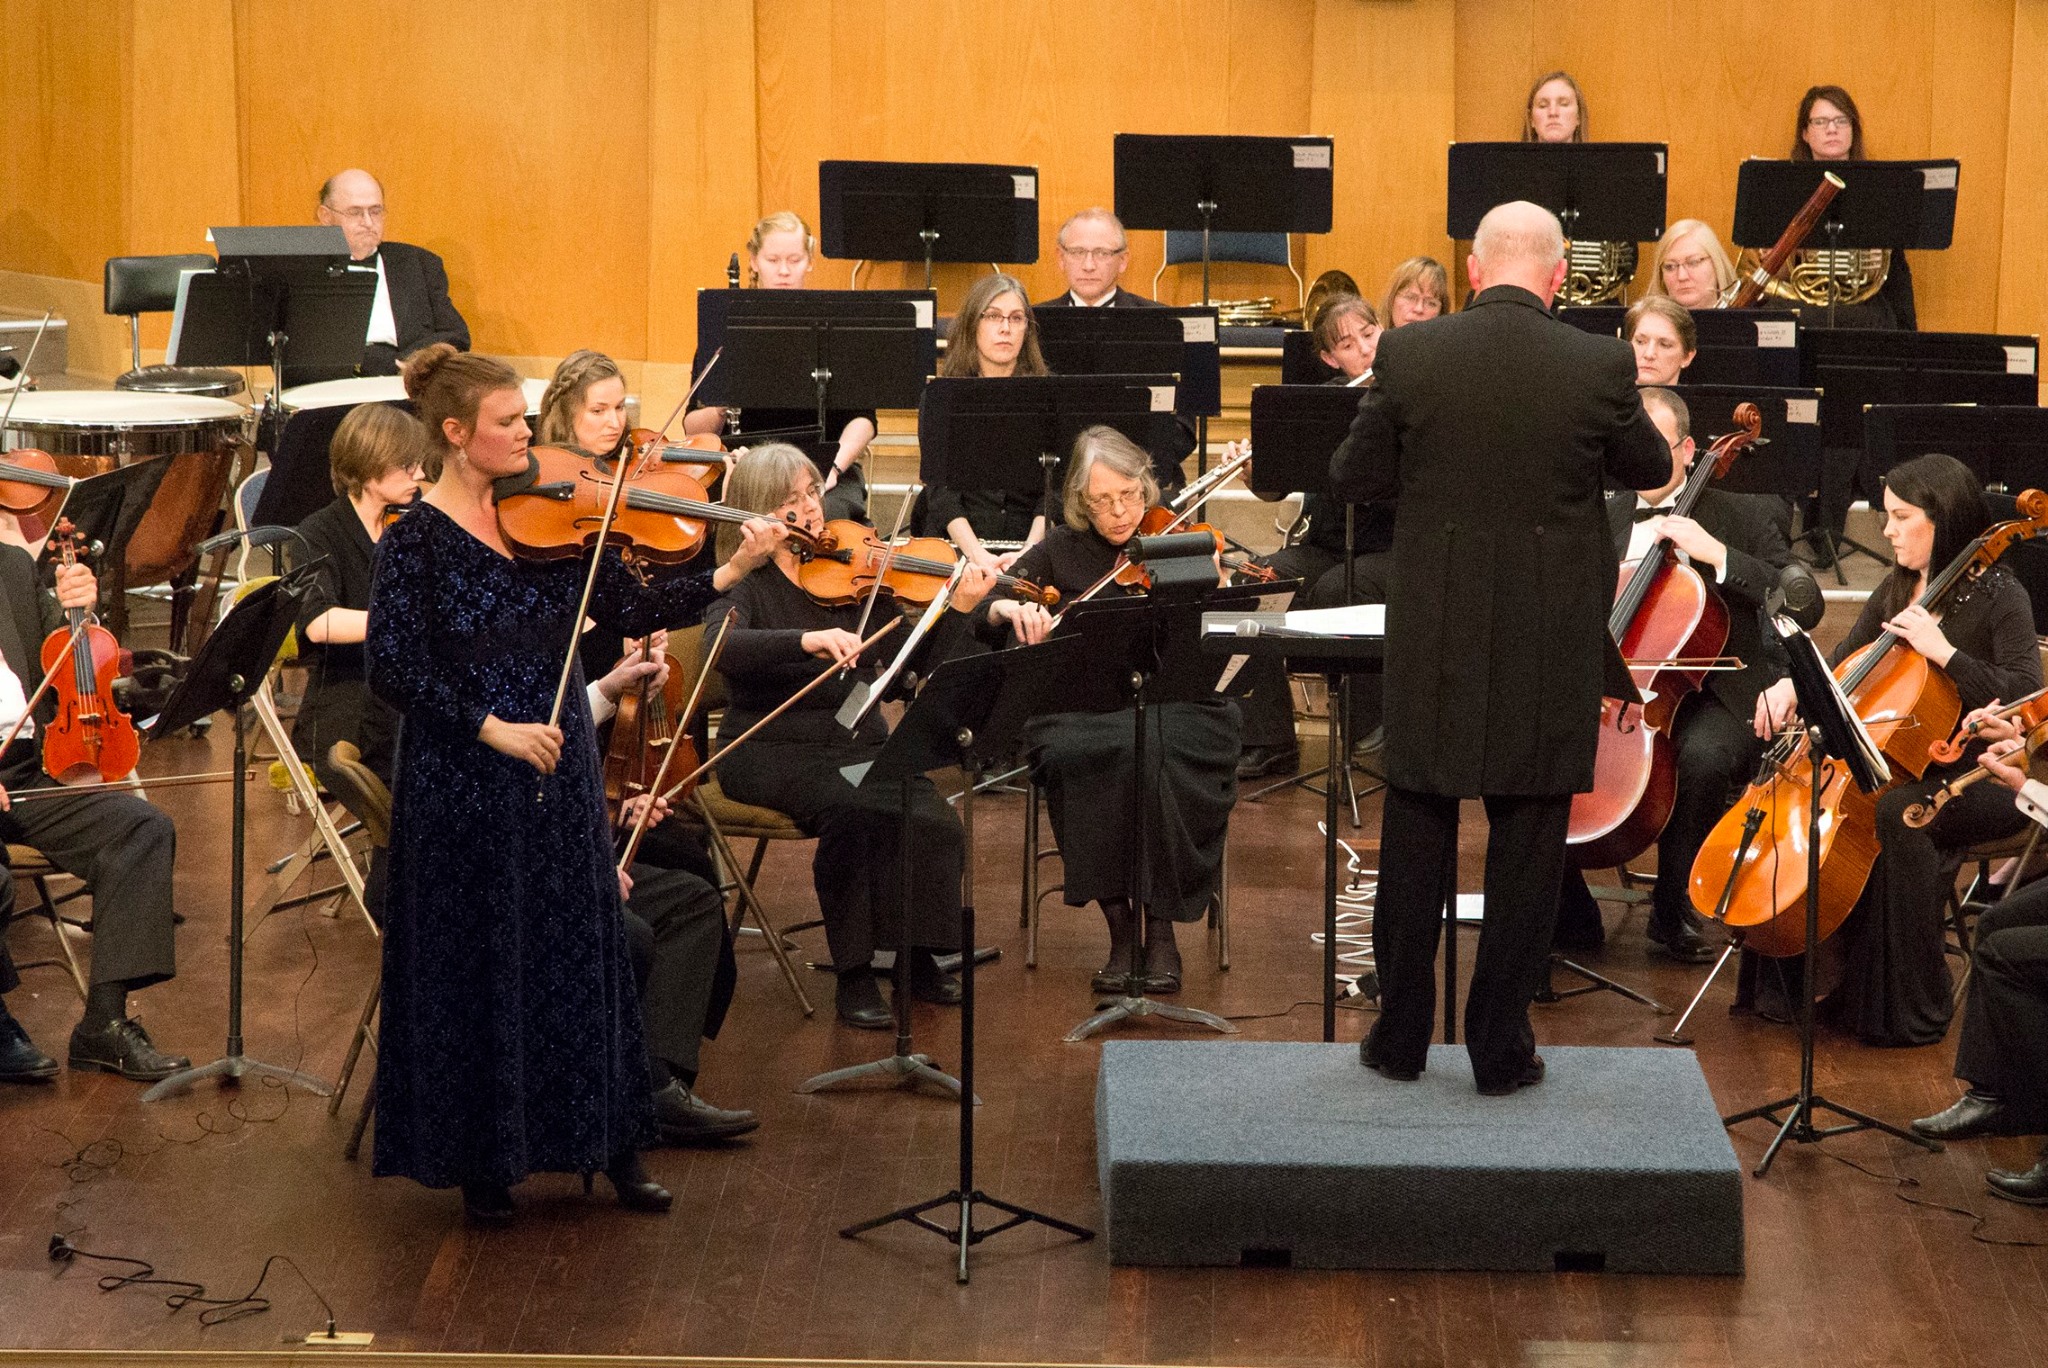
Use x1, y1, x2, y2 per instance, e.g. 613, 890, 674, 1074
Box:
1065, 992, 1237, 1043
144, 1054, 332, 1102
795, 1048, 966, 1099
1538, 954, 1672, 1015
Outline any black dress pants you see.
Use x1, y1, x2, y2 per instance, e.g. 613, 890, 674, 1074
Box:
0, 747, 176, 990
1953, 878, 2048, 1128
1365, 784, 1571, 1091
622, 865, 731, 1076
1306, 553, 1393, 737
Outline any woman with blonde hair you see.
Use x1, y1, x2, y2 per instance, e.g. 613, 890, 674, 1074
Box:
1647, 220, 1738, 311
1382, 256, 1449, 329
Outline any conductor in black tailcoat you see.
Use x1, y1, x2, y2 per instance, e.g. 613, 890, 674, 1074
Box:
318, 169, 471, 376
1332, 201, 1668, 1095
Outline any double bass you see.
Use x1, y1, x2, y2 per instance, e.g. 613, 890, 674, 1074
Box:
1568, 405, 1761, 868
1690, 489, 2048, 957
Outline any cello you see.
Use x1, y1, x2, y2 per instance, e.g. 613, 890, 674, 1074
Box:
1568, 404, 1761, 868
1690, 488, 2048, 957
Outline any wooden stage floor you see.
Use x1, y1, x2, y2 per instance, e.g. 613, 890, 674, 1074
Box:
5, 667, 2048, 1366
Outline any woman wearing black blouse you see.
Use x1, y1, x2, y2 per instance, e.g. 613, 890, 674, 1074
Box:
982, 426, 1240, 993
1749, 454, 2040, 1044
706, 444, 996, 1028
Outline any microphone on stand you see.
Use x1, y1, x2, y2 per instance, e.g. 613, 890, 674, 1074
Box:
1766, 561, 1824, 631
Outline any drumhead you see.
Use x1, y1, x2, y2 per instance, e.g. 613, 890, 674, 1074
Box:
279, 375, 548, 414
0, 390, 244, 428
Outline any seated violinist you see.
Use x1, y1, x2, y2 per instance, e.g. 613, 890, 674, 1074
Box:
1627, 297, 1696, 386
1036, 209, 1159, 309
1237, 293, 1384, 780
0, 546, 185, 1083
1552, 387, 1792, 962
708, 443, 995, 1030
682, 212, 876, 523
980, 426, 1239, 994
1742, 454, 2039, 1042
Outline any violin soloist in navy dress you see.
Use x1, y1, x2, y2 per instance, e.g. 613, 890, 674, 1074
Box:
364, 502, 715, 1189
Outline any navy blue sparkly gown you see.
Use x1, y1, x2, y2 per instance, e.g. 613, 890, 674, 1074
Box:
365, 502, 716, 1189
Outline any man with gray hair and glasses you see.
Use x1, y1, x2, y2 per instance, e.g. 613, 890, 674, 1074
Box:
1036, 207, 1159, 309
317, 168, 470, 375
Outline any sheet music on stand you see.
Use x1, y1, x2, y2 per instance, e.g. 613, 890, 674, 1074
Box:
1776, 613, 1889, 789
1200, 603, 1385, 639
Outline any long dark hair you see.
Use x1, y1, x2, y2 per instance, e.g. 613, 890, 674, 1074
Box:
1877, 453, 1990, 617
1791, 85, 1866, 160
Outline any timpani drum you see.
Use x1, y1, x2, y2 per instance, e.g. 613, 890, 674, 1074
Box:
1, 390, 248, 588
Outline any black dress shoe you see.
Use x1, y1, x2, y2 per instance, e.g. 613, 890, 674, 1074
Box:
1359, 1035, 1421, 1081
908, 952, 963, 1005
461, 1182, 516, 1225
1236, 745, 1300, 780
653, 1081, 759, 1144
67, 1018, 190, 1082
835, 972, 892, 1030
1646, 919, 1718, 964
603, 1152, 673, 1213
1912, 1091, 2017, 1141
0, 1017, 58, 1083
1987, 1145, 2048, 1205
1477, 1054, 1546, 1097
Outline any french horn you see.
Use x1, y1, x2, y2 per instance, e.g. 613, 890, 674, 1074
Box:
1749, 247, 1891, 308
1557, 239, 1637, 306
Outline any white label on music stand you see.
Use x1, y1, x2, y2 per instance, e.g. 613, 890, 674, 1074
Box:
1786, 397, 1820, 424
1655, 151, 1666, 176
1923, 165, 1959, 191
912, 300, 934, 330
2006, 345, 2037, 376
1012, 174, 1036, 200
1755, 321, 1796, 348
1292, 143, 1331, 170
1149, 385, 1174, 412
1180, 314, 1216, 343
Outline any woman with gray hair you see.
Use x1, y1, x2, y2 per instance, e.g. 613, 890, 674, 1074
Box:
980, 426, 1240, 994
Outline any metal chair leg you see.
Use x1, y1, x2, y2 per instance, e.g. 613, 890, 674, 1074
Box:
702, 815, 814, 1017
329, 973, 381, 1115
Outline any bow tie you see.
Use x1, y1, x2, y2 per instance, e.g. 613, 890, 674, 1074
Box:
1632, 504, 1675, 524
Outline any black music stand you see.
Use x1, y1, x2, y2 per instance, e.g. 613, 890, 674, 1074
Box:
1447, 142, 1667, 302
1866, 403, 2048, 493
836, 638, 1096, 1281
1281, 330, 1340, 386
1557, 306, 1803, 387
1667, 384, 1822, 501
697, 292, 929, 458
48, 457, 173, 588
1718, 615, 1939, 1176
1245, 382, 1383, 815
1056, 572, 1271, 1043
819, 160, 1039, 286
1114, 133, 1334, 303
143, 564, 332, 1103
1033, 306, 1221, 419
166, 226, 374, 391
1732, 158, 1959, 328
918, 374, 1179, 522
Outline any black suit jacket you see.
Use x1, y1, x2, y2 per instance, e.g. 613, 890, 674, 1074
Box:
0, 546, 60, 731
1605, 487, 1791, 720
1331, 284, 1668, 797
359, 241, 470, 376
1032, 288, 1160, 309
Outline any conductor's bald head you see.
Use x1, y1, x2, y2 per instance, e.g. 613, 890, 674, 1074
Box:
1468, 200, 1568, 305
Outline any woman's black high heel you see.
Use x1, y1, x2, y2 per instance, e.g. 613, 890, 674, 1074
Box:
600, 1151, 672, 1212
462, 1181, 516, 1225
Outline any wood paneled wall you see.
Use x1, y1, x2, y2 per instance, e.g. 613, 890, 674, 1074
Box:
2, 0, 2043, 405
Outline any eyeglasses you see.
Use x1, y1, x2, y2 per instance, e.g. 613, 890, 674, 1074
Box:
323, 204, 386, 224
1662, 254, 1714, 276
1059, 246, 1126, 263
980, 310, 1030, 330
1393, 290, 1441, 310
1084, 488, 1145, 514
1806, 115, 1852, 132
776, 485, 822, 512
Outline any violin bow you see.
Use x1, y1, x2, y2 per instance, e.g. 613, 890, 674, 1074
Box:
615, 615, 730, 873
547, 350, 729, 730
653, 616, 900, 806
0, 624, 81, 758
0, 769, 244, 806
843, 481, 921, 675
649, 345, 723, 445
0, 310, 52, 434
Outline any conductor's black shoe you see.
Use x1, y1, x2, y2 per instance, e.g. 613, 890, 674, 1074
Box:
908, 952, 963, 1005
1987, 1147, 2048, 1206
1236, 744, 1299, 780
0, 1018, 58, 1082
1912, 1090, 2018, 1141
67, 1018, 189, 1082
653, 1081, 760, 1144
461, 1182, 516, 1225
835, 972, 892, 1030
1477, 1055, 1546, 1097
603, 1152, 673, 1213
1646, 918, 1717, 964
1351, 726, 1386, 760
1358, 1036, 1421, 1081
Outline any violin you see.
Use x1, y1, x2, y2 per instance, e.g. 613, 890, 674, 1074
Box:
1570, 404, 1761, 868
1133, 506, 1278, 585
1902, 685, 2048, 828
1690, 488, 2048, 957
39, 521, 140, 786
796, 519, 1059, 607
624, 427, 727, 489
0, 448, 76, 544
603, 640, 705, 815
494, 443, 824, 566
